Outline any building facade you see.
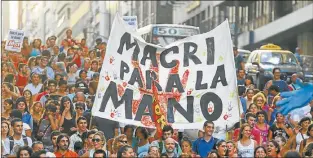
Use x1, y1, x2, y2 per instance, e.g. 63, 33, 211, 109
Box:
2, 1, 11, 40
173, 1, 313, 55
120, 1, 173, 28
18, 1, 116, 47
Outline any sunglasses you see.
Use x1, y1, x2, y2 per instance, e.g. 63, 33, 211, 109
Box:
75, 107, 83, 110
119, 140, 128, 144
92, 138, 101, 142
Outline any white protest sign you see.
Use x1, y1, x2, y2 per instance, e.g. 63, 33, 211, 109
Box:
123, 16, 137, 31
93, 14, 240, 137
5, 29, 25, 52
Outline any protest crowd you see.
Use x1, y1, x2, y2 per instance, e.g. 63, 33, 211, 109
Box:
1, 27, 313, 158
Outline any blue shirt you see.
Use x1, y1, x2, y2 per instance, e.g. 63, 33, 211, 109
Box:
240, 96, 247, 113
192, 137, 217, 158
22, 112, 33, 130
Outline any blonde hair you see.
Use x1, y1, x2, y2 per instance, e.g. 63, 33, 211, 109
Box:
93, 131, 107, 150
112, 134, 127, 154
252, 92, 267, 105
30, 102, 44, 117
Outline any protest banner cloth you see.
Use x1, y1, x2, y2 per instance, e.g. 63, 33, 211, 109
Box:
5, 29, 25, 52
92, 14, 241, 137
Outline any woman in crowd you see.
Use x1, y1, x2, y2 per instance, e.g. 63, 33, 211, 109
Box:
246, 103, 259, 115
254, 146, 267, 158
275, 135, 295, 156
300, 124, 313, 154
7, 62, 17, 76
78, 130, 97, 156
15, 97, 33, 129
268, 112, 293, 141
66, 62, 78, 85
293, 117, 310, 151
1, 99, 13, 121
226, 141, 238, 157
37, 104, 59, 146
4, 74, 21, 97
252, 92, 268, 112
180, 137, 193, 156
27, 57, 37, 71
266, 140, 280, 157
135, 127, 150, 157
237, 123, 257, 157
82, 131, 108, 157
124, 125, 137, 148
245, 88, 255, 109
16, 146, 33, 158
55, 62, 67, 78
1, 121, 10, 142
30, 39, 42, 57
216, 140, 227, 157
207, 150, 218, 158
79, 70, 90, 85
59, 96, 76, 135
22, 90, 33, 110
1, 62, 9, 81
254, 110, 269, 146
111, 134, 128, 157
30, 102, 44, 139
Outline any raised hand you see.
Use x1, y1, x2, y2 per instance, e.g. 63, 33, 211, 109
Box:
276, 79, 313, 115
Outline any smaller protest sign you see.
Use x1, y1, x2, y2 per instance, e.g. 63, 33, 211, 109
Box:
5, 29, 25, 52
123, 16, 137, 31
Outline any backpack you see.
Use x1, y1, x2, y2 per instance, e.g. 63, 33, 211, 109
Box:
159, 140, 179, 153
9, 135, 29, 153
194, 137, 218, 155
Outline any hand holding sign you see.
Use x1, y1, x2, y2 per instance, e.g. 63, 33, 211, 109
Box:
276, 79, 313, 115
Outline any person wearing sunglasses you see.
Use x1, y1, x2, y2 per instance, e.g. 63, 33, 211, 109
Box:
82, 131, 108, 157
111, 134, 128, 157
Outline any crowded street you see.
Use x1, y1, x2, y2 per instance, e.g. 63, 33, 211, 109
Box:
1, 1, 313, 158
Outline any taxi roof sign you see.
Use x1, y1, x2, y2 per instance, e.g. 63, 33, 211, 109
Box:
259, 43, 282, 50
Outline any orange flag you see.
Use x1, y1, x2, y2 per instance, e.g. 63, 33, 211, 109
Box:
152, 81, 166, 138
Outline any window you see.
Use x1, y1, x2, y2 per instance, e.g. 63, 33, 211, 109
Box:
191, 17, 195, 26
201, 10, 205, 21
207, 6, 211, 18
196, 14, 200, 27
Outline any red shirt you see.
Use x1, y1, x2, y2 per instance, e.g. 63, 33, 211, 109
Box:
232, 127, 261, 145
16, 74, 28, 88
54, 150, 78, 158
73, 54, 81, 68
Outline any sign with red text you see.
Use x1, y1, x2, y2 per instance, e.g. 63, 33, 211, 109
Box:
5, 29, 25, 52
93, 14, 240, 136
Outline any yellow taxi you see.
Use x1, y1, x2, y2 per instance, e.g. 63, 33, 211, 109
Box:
245, 43, 303, 90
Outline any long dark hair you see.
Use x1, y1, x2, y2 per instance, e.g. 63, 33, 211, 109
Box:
17, 146, 33, 158
1, 121, 10, 136
60, 96, 74, 117
56, 134, 70, 150
15, 97, 29, 113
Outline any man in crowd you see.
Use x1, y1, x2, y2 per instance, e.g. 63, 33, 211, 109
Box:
233, 46, 245, 71
32, 56, 55, 81
54, 134, 78, 157
3, 118, 33, 156
288, 73, 302, 91
69, 116, 88, 150
164, 138, 179, 158
192, 121, 219, 157
151, 125, 182, 156
24, 73, 43, 95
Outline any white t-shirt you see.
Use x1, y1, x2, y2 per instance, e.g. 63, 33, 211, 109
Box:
24, 83, 43, 95
23, 123, 31, 135
3, 136, 33, 155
